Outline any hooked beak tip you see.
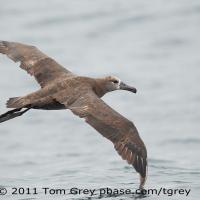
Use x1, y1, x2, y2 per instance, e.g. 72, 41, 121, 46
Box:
133, 88, 137, 93
120, 82, 137, 94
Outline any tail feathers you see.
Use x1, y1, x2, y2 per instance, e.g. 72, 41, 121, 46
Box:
7, 97, 25, 108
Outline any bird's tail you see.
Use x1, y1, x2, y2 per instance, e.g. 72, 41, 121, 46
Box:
0, 108, 31, 123
6, 97, 23, 108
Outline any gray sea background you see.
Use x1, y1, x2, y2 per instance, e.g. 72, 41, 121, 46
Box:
0, 0, 200, 199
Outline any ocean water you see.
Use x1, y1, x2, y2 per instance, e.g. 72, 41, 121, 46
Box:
0, 0, 200, 199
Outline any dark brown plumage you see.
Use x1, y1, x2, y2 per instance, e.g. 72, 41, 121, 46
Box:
0, 41, 147, 188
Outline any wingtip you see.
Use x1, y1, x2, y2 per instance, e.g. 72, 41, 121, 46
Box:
139, 175, 146, 189
139, 163, 148, 189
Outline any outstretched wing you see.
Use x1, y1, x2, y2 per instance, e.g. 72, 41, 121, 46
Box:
55, 91, 147, 188
0, 41, 74, 87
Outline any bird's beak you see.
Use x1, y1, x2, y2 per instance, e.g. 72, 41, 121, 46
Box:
119, 82, 137, 93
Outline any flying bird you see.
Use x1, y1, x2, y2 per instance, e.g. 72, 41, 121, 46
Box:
0, 41, 147, 189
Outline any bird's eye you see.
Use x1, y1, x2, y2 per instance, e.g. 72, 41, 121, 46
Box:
112, 80, 119, 84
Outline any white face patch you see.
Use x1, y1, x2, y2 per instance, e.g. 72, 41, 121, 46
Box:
116, 79, 121, 89
108, 76, 121, 89
110, 76, 121, 89
105, 76, 122, 91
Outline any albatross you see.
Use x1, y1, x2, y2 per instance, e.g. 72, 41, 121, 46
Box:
0, 41, 147, 189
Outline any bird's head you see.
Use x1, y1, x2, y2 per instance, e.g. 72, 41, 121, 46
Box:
104, 76, 137, 93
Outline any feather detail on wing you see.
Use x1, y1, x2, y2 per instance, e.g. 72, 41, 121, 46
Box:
0, 41, 74, 87
55, 91, 148, 188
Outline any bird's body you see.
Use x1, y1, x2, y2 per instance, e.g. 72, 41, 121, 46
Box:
0, 41, 147, 189
7, 76, 120, 110
7, 76, 94, 110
